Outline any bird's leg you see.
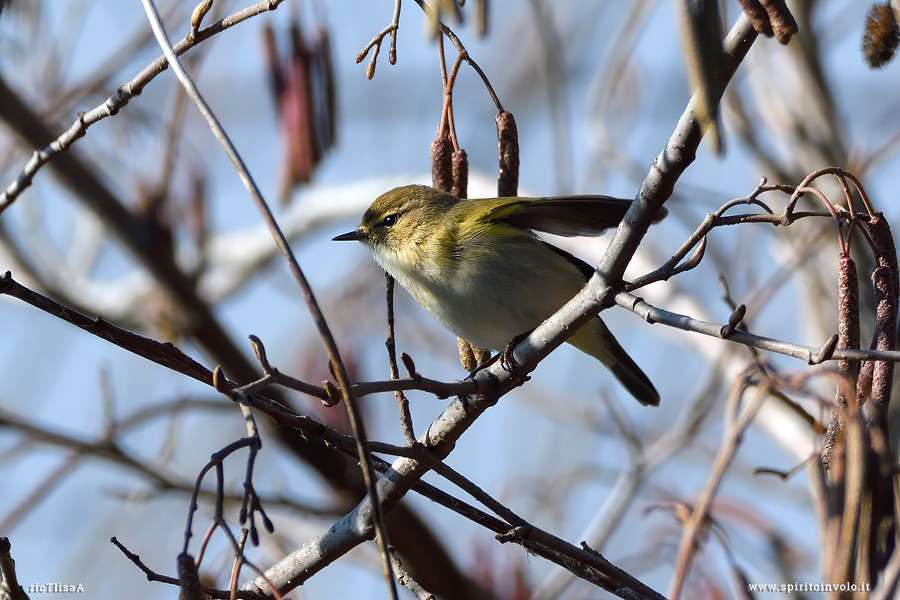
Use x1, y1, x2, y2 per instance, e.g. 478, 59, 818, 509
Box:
462, 335, 531, 382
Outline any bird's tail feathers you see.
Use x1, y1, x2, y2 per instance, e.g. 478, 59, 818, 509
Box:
568, 318, 660, 407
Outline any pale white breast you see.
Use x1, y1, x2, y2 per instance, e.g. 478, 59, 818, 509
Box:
373, 235, 586, 351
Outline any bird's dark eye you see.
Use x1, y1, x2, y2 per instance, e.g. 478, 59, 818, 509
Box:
381, 213, 398, 227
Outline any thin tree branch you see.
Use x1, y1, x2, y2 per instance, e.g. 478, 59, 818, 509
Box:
138, 2, 398, 597
617, 289, 900, 364
0, 0, 286, 215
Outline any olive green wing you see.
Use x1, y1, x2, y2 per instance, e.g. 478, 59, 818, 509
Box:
484, 195, 666, 238
541, 240, 596, 281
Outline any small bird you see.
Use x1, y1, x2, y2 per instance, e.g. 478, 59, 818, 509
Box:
334, 184, 662, 406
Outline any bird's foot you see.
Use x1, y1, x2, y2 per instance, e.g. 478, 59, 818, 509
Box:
500, 331, 532, 381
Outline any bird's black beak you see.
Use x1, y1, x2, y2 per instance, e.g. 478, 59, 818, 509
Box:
332, 229, 367, 242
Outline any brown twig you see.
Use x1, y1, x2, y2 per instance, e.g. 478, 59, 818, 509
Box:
230, 529, 250, 598
669, 368, 772, 599
0, 276, 475, 405
630, 175, 865, 291
0, 272, 214, 385
111, 536, 267, 600
178, 436, 283, 599
385, 273, 417, 445
356, 0, 401, 78
411, 0, 503, 112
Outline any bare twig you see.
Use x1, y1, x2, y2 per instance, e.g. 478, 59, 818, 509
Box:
385, 273, 417, 445
629, 173, 865, 291
410, 0, 503, 112
111, 536, 265, 600
389, 548, 435, 600
0, 272, 215, 385
617, 289, 900, 365
0, 273, 477, 404
356, 0, 401, 78
178, 436, 283, 599
669, 368, 772, 599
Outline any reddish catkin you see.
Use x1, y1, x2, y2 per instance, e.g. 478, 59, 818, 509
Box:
431, 136, 453, 192
735, 0, 798, 44
866, 213, 899, 418
495, 110, 519, 198
177, 553, 203, 600
822, 254, 860, 469
870, 266, 896, 412
451, 148, 468, 199
869, 212, 899, 304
